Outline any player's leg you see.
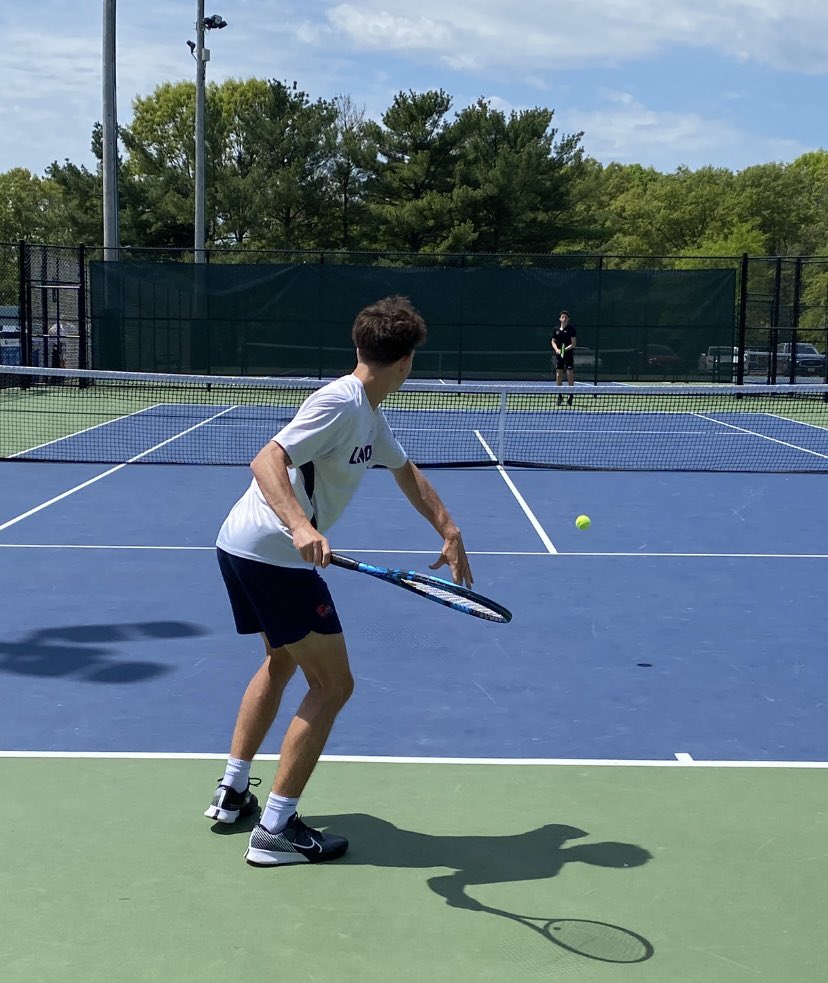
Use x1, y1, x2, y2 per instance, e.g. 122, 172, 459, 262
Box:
567, 365, 575, 404
205, 638, 296, 825
229, 636, 296, 762
556, 364, 564, 404
208, 550, 334, 825
246, 630, 353, 867
273, 630, 353, 797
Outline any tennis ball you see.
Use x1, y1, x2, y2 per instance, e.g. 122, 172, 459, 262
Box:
575, 514, 591, 530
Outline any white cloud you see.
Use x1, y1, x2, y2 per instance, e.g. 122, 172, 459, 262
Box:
558, 95, 815, 172
327, 4, 453, 49
482, 95, 516, 115
319, 0, 828, 75
1, 0, 823, 175
293, 20, 332, 45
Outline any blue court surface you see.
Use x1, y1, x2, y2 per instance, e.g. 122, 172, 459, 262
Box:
1, 458, 827, 765
4, 439, 828, 983
6, 373, 828, 472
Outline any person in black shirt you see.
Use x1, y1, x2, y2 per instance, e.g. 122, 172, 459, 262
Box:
551, 310, 577, 405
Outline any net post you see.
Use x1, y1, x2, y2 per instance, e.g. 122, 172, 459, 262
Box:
497, 390, 507, 464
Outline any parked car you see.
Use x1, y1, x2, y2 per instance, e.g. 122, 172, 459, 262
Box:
698, 346, 739, 372
572, 346, 603, 371
644, 344, 682, 371
0, 305, 22, 365
776, 343, 825, 376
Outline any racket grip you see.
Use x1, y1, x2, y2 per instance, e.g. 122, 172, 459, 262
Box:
329, 553, 363, 571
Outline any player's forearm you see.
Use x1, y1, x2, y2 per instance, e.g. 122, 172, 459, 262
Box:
394, 461, 460, 539
250, 442, 314, 534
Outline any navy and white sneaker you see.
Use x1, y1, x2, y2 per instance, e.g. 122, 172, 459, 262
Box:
203, 778, 261, 824
245, 813, 349, 866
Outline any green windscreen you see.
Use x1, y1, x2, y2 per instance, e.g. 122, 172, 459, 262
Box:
89, 262, 736, 381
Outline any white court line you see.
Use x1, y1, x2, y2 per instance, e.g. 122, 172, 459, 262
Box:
392, 427, 756, 435
474, 430, 557, 554
0, 545, 549, 554
762, 411, 828, 433
0, 405, 240, 533
1, 545, 828, 558
693, 412, 828, 462
10, 402, 166, 457
0, 750, 826, 767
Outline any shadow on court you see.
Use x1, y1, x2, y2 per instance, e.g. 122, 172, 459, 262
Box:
219, 811, 655, 963
0, 620, 209, 682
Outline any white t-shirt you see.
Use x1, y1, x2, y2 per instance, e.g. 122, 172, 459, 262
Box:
216, 374, 407, 567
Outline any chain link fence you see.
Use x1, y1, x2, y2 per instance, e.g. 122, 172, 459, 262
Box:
0, 242, 22, 366
4, 243, 828, 382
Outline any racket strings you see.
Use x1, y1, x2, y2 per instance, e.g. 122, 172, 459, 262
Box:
400, 577, 509, 623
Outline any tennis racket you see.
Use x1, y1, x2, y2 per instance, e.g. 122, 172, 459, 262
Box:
329, 553, 512, 623
473, 898, 653, 963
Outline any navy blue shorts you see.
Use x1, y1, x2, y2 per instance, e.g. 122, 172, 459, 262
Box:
216, 548, 343, 648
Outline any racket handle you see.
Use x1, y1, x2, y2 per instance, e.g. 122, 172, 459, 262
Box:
329, 553, 360, 571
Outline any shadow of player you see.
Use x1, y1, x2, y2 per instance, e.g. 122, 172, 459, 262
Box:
0, 620, 209, 682
305, 812, 651, 904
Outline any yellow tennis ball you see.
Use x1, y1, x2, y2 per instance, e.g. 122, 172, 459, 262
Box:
575, 514, 591, 530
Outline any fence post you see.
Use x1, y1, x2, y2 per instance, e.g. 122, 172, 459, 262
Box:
767, 258, 781, 383
78, 244, 88, 376
789, 257, 802, 385
594, 255, 603, 386
736, 253, 748, 384
17, 240, 30, 367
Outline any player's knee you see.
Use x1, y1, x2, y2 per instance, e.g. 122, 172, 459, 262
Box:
310, 669, 354, 708
263, 645, 297, 683
335, 671, 355, 707
269, 657, 297, 686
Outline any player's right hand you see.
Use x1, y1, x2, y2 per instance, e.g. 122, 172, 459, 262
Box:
293, 522, 331, 567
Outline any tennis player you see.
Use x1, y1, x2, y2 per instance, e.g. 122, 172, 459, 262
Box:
206, 295, 472, 868
551, 310, 577, 405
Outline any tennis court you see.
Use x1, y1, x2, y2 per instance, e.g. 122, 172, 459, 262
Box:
2, 366, 827, 982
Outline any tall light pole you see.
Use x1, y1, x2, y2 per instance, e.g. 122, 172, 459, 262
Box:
102, 0, 120, 261
191, 5, 227, 263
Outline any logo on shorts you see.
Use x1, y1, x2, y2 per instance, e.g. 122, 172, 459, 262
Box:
316, 603, 333, 618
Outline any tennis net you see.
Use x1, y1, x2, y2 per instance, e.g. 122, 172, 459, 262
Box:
2, 364, 828, 472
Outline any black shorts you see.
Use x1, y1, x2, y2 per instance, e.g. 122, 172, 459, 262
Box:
554, 352, 575, 371
217, 548, 343, 648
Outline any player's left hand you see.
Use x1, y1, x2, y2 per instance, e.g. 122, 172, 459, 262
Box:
430, 531, 473, 587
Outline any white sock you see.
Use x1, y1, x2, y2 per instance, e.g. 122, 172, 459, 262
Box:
221, 756, 251, 793
261, 793, 300, 833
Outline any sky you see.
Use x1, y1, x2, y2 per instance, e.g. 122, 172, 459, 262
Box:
1, 0, 826, 177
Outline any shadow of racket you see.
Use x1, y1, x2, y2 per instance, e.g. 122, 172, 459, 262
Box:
471, 896, 653, 963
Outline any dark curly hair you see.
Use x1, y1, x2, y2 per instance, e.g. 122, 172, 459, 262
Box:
352, 296, 427, 365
